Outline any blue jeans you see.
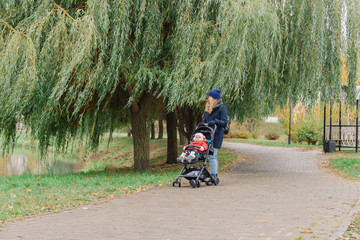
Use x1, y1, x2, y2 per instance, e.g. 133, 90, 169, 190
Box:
209, 148, 219, 175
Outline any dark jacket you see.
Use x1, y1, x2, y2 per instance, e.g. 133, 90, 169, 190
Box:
202, 99, 228, 149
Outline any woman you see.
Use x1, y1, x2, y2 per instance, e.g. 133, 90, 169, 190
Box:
202, 89, 228, 183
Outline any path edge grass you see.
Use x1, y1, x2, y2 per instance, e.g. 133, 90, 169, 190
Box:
0, 137, 240, 224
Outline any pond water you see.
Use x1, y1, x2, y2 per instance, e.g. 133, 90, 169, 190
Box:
0, 148, 86, 176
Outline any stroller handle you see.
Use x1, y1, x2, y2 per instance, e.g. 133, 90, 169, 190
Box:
197, 122, 217, 131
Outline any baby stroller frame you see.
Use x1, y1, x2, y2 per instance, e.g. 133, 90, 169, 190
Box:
172, 123, 220, 188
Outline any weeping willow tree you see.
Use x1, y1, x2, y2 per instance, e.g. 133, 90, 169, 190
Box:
0, 0, 359, 172
163, 0, 360, 118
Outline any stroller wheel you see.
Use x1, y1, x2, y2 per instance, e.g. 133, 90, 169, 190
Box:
214, 177, 220, 186
189, 179, 196, 188
196, 180, 200, 188
173, 179, 181, 187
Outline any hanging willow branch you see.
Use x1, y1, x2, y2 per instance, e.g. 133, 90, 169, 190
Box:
0, 0, 358, 161
53, 3, 76, 21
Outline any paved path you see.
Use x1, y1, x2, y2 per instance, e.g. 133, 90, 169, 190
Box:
1, 142, 360, 240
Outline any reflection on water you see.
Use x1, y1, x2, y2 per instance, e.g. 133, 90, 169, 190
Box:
0, 149, 86, 176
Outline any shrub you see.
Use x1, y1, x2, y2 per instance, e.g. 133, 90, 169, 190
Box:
251, 132, 258, 139
277, 103, 323, 145
224, 131, 237, 138
265, 132, 280, 140
224, 130, 250, 139
293, 120, 321, 145
235, 130, 250, 139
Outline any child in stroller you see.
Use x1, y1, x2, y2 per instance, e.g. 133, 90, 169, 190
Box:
177, 133, 208, 164
172, 123, 220, 188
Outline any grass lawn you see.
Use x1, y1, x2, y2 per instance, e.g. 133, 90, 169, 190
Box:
0, 136, 239, 223
225, 138, 322, 149
327, 151, 360, 180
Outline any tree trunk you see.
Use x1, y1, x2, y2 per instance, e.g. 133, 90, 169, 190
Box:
130, 104, 151, 172
176, 106, 203, 142
179, 129, 187, 145
158, 118, 163, 139
151, 122, 155, 139
166, 111, 178, 164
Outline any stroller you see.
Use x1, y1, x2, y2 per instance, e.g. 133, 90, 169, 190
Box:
172, 123, 220, 188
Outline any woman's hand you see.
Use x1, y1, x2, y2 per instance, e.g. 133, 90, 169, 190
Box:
200, 147, 204, 151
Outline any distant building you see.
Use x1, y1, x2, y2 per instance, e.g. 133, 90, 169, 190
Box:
16, 115, 26, 130
265, 116, 280, 123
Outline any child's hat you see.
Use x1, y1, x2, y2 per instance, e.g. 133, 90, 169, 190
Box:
195, 133, 205, 139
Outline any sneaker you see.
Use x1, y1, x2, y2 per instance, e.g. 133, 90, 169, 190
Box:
185, 155, 195, 162
177, 155, 185, 163
206, 174, 218, 186
186, 152, 196, 161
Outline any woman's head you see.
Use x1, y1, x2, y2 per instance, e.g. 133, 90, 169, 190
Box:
205, 89, 221, 114
208, 89, 221, 100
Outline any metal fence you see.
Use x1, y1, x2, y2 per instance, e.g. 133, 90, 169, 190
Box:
325, 125, 360, 150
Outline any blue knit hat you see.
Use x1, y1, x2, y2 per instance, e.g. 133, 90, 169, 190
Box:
209, 89, 221, 100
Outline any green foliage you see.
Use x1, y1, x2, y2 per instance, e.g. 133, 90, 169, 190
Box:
278, 103, 323, 145
264, 132, 280, 140
292, 120, 322, 145
0, 0, 359, 158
